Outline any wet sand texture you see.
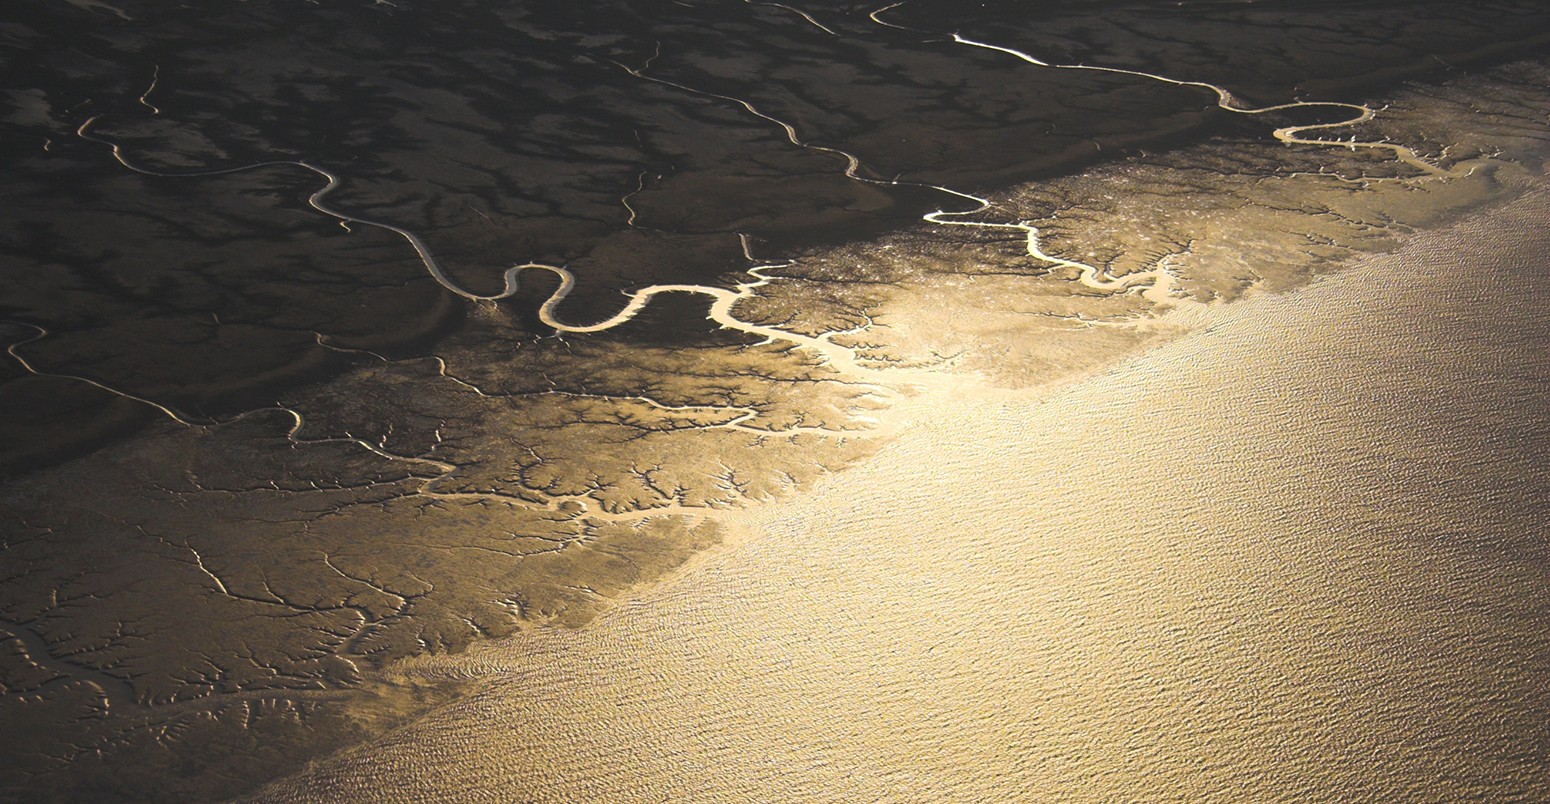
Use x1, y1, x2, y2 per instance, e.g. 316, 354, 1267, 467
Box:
258, 184, 1550, 802
2, 1, 1548, 798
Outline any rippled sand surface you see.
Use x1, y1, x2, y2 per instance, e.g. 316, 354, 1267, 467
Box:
5, 1, 1550, 796
254, 180, 1550, 801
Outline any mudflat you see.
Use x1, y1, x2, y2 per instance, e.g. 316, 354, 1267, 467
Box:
4, 3, 1548, 797
253, 175, 1550, 802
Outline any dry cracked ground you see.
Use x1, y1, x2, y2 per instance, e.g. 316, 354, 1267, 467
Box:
1, 0, 1548, 798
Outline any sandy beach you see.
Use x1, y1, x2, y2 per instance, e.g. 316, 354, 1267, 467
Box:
251, 173, 1550, 801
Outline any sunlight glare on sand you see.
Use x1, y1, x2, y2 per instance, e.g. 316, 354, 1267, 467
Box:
253, 177, 1550, 803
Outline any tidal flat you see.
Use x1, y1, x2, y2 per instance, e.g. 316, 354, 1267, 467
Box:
2, 0, 1549, 799
253, 169, 1550, 803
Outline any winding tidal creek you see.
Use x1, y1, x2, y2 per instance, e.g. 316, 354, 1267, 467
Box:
2, 0, 1549, 799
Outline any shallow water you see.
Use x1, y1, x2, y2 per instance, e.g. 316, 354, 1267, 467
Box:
257, 183, 1550, 802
